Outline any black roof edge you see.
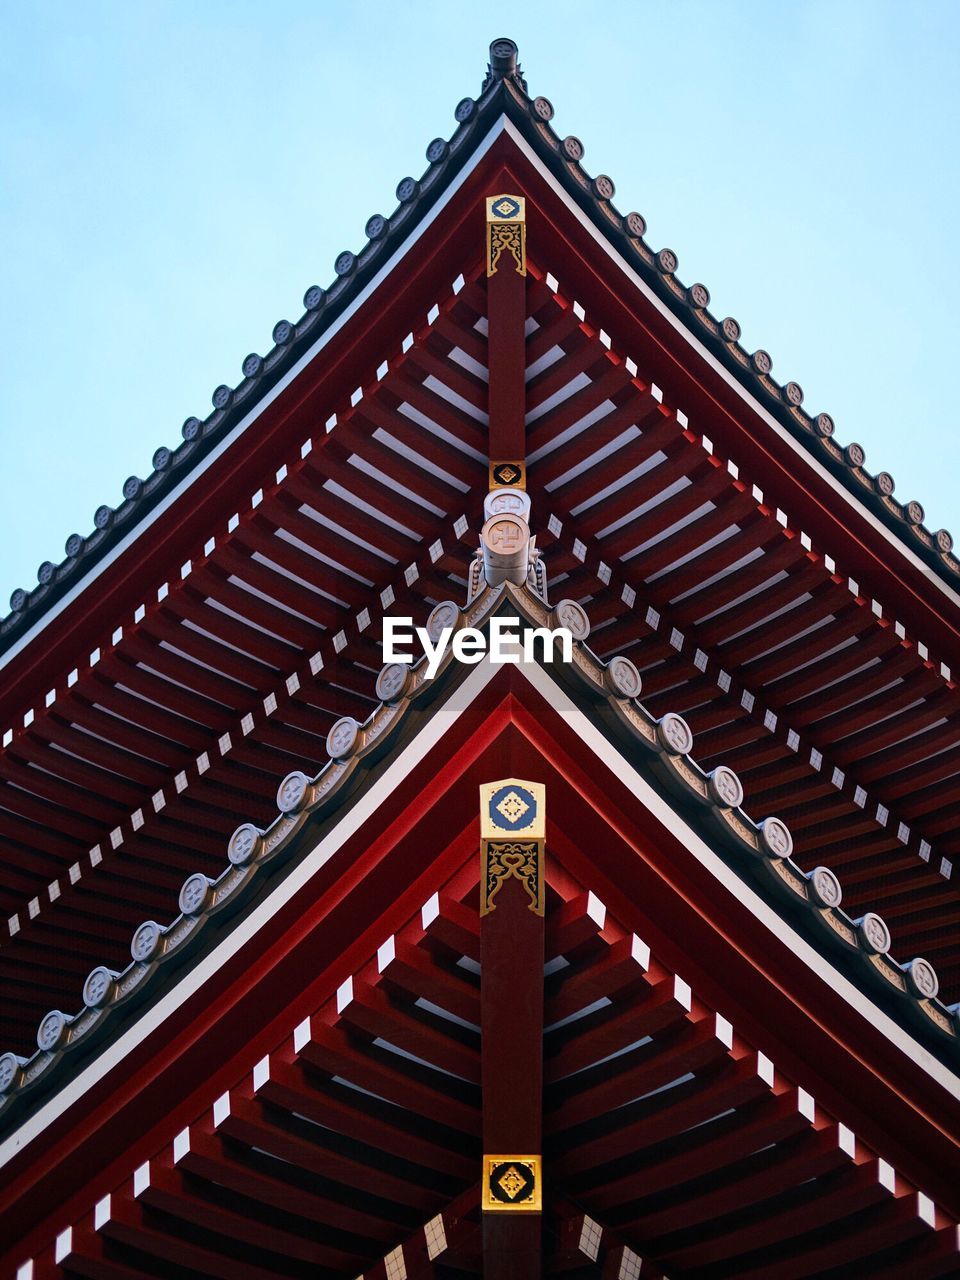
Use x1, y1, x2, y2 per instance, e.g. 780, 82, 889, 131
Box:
3, 37, 956, 657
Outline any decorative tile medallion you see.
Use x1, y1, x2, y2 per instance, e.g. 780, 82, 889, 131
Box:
482, 1154, 541, 1212
481, 781, 544, 838
480, 780, 546, 916
490, 460, 526, 490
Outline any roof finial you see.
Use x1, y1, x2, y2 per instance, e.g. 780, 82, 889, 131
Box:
489, 38, 519, 76
483, 38, 527, 93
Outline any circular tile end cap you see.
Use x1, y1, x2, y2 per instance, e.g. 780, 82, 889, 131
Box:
376, 661, 412, 703
904, 957, 939, 999
551, 598, 590, 641
758, 816, 793, 859
708, 765, 744, 809
604, 655, 642, 699
856, 912, 891, 955
83, 965, 117, 1008
327, 716, 362, 761
807, 866, 843, 909
131, 920, 162, 963
179, 872, 212, 917
277, 771, 311, 814
425, 600, 461, 644
657, 712, 694, 756
37, 1009, 68, 1052
0, 1051, 22, 1094
228, 823, 262, 867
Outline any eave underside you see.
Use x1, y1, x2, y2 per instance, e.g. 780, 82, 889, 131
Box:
4, 695, 958, 1278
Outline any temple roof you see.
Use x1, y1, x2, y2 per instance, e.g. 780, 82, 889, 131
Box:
2, 129, 959, 1061
3, 36, 957, 656
4, 40, 960, 1277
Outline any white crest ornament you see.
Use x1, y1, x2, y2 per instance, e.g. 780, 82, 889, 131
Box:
83, 966, 116, 1008
327, 717, 361, 760
905, 957, 938, 999
131, 920, 162, 963
228, 823, 261, 866
484, 487, 531, 521
426, 600, 460, 641
376, 661, 410, 703
552, 599, 590, 641
481, 515, 530, 586
856, 912, 891, 955
657, 712, 694, 757
708, 765, 744, 810
277, 771, 310, 813
809, 866, 842, 908
0, 1052, 19, 1093
605, 655, 642, 699
37, 1010, 67, 1052
758, 816, 793, 859
179, 873, 211, 916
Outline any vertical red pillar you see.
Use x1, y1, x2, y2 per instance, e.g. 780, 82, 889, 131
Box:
479, 779, 545, 1277
486, 193, 528, 478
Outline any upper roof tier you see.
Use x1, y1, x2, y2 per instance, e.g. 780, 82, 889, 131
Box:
2, 37, 958, 663
1, 38, 958, 1051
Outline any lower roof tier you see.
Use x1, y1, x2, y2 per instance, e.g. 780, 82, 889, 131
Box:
3, 665, 958, 1277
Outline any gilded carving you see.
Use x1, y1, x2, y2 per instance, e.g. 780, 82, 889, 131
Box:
482, 1154, 541, 1212
489, 222, 524, 274
824, 913, 857, 946
923, 1004, 952, 1032
482, 840, 543, 916
486, 194, 526, 276
479, 780, 545, 917
872, 955, 907, 990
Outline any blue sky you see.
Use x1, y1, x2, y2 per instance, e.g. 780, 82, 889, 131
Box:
1, 1, 958, 606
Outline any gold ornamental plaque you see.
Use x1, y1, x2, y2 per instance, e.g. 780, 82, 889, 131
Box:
479, 779, 545, 917
489, 460, 526, 490
486, 193, 526, 276
482, 1154, 541, 1212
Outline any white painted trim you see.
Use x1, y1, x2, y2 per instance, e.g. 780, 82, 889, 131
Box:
0, 119, 512, 672
1, 655, 957, 1171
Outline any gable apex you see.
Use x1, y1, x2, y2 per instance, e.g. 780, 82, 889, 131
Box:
4, 37, 958, 661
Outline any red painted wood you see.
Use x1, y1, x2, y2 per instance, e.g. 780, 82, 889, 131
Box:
480, 804, 545, 1274
178, 1124, 402, 1241
481, 874, 544, 1147
484, 1215, 542, 1278
486, 247, 526, 463
508, 143, 960, 669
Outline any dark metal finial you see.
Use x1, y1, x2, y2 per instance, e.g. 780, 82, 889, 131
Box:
483, 38, 526, 93
489, 38, 518, 75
